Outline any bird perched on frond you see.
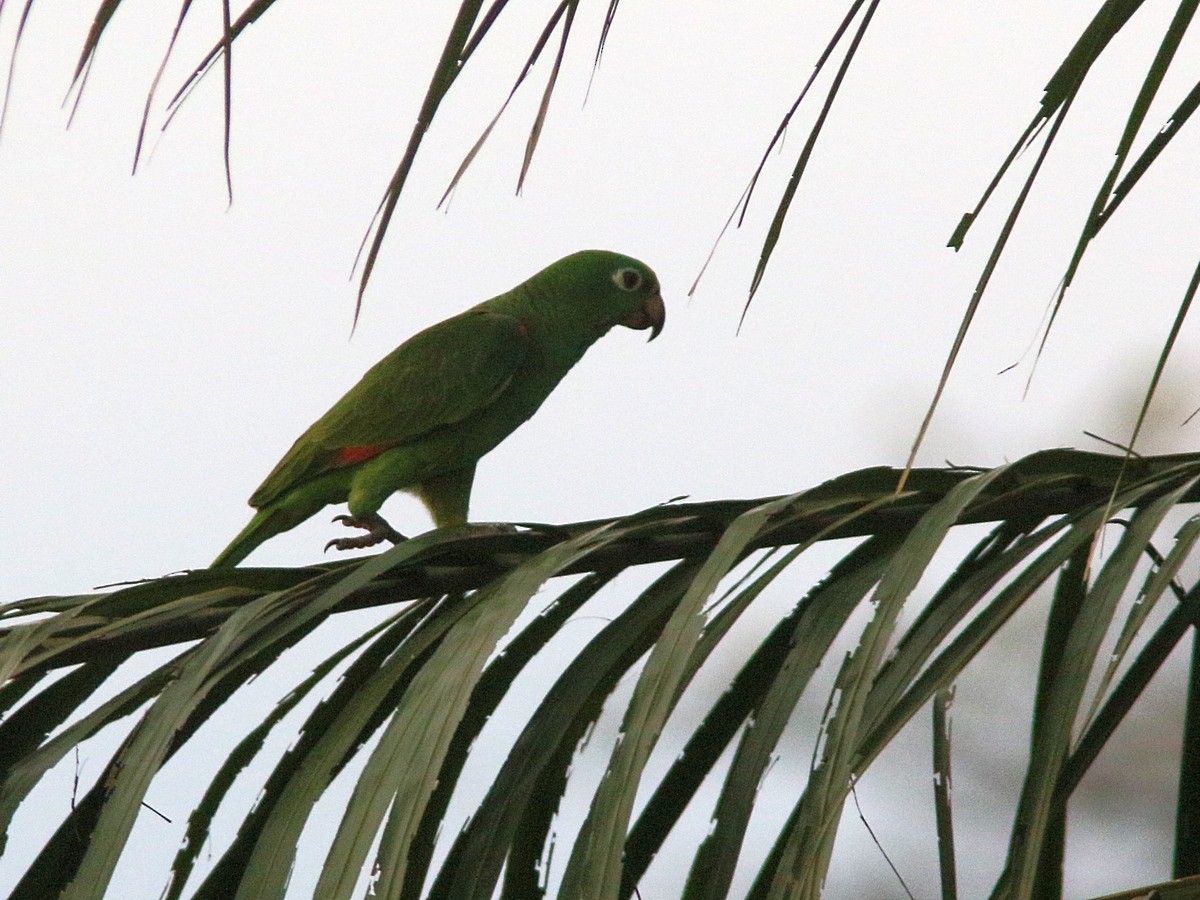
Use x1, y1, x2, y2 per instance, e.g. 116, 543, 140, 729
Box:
210, 249, 665, 568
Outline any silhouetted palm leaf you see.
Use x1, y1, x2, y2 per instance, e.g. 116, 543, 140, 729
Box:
3, 450, 1200, 897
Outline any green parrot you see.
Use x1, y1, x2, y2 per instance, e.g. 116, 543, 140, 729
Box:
210, 249, 665, 568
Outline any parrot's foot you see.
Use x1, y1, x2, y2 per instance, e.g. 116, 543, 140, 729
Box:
325, 513, 407, 553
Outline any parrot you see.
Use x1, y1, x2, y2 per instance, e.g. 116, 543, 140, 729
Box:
210, 249, 665, 568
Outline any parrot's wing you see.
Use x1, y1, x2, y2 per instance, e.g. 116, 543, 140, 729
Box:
249, 310, 527, 508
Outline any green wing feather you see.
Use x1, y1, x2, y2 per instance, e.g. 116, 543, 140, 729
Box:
249, 309, 527, 508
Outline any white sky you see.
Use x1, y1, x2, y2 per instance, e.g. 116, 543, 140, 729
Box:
3, 1, 1200, 897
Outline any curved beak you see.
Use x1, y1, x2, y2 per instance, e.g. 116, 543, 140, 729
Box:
618, 290, 665, 341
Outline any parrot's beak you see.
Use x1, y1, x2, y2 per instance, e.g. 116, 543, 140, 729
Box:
619, 290, 665, 341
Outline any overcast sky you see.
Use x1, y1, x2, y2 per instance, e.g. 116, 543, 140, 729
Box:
4, 1, 1200, 896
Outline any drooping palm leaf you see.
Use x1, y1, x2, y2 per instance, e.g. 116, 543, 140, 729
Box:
3, 449, 1200, 897
11, 0, 1196, 476
5, 0, 1184, 301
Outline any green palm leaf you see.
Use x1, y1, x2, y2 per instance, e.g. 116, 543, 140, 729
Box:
4, 449, 1200, 897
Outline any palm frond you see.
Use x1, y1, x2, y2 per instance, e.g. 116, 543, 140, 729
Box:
3, 449, 1200, 896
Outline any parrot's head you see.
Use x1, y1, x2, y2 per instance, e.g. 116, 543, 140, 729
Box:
554, 250, 665, 342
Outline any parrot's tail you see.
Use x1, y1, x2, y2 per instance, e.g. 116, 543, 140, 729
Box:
210, 507, 293, 568
211, 471, 351, 567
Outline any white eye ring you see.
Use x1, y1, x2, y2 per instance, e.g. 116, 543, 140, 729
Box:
612, 267, 643, 291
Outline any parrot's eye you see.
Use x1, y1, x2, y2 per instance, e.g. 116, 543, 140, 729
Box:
612, 267, 643, 291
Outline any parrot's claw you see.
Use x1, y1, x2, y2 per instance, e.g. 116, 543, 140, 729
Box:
324, 513, 407, 553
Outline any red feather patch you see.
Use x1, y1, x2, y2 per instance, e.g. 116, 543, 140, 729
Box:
332, 444, 392, 467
